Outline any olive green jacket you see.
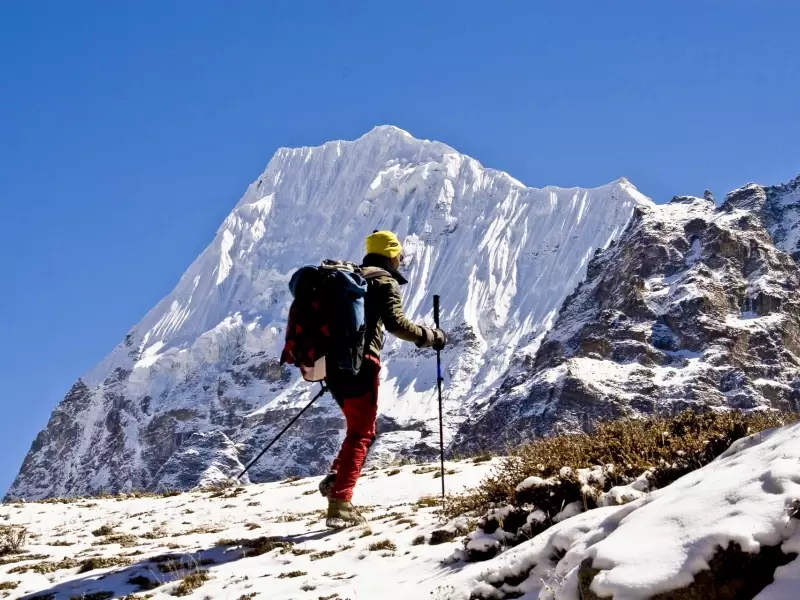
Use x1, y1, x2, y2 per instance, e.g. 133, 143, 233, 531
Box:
361, 254, 434, 360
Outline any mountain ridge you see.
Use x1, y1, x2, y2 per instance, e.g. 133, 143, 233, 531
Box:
8, 126, 648, 500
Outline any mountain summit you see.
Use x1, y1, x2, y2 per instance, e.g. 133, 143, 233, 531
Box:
8, 127, 649, 499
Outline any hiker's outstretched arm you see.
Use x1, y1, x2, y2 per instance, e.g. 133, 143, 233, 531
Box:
379, 280, 434, 348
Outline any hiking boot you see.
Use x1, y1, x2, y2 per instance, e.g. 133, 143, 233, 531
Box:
326, 498, 367, 528
318, 471, 337, 498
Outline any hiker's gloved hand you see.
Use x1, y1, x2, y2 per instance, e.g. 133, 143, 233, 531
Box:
432, 328, 447, 351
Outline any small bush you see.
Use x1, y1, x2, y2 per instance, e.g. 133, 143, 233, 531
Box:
386, 469, 401, 476
433, 469, 457, 479
93, 533, 138, 547
91, 524, 115, 537
472, 452, 494, 464
277, 570, 307, 578
78, 555, 131, 573
1, 526, 28, 554
412, 535, 426, 546
310, 549, 336, 561
359, 527, 373, 538
0, 581, 19, 590
412, 466, 438, 475
415, 496, 440, 508
367, 539, 397, 552
300, 584, 316, 591
445, 410, 800, 519
429, 530, 452, 545
172, 571, 209, 596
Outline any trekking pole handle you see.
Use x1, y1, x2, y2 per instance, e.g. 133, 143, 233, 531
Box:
433, 295, 441, 328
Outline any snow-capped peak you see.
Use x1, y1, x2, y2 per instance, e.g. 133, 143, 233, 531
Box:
9, 127, 649, 500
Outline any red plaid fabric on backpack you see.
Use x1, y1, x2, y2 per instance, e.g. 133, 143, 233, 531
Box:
280, 289, 331, 381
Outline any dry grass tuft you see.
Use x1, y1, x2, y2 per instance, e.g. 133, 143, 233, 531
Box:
277, 570, 307, 578
91, 523, 116, 537
471, 452, 494, 464
386, 468, 401, 476
0, 525, 28, 554
411, 535, 426, 546
9, 556, 78, 575
412, 466, 438, 475
445, 410, 799, 519
415, 496, 440, 509
172, 571, 209, 596
78, 555, 131, 573
433, 469, 457, 479
93, 533, 139, 548
367, 539, 397, 552
0, 552, 50, 567
158, 558, 215, 574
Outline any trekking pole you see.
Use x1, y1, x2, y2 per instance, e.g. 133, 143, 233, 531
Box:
237, 382, 327, 481
433, 295, 445, 500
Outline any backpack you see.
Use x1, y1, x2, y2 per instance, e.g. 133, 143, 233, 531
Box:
280, 260, 380, 382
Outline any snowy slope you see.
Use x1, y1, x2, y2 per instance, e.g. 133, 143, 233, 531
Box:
1, 458, 498, 600
453, 422, 800, 600
9, 126, 649, 499
5, 423, 800, 600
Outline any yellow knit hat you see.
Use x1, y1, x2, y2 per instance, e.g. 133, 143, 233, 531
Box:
366, 230, 403, 259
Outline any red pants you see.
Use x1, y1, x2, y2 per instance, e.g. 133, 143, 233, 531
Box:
329, 359, 380, 501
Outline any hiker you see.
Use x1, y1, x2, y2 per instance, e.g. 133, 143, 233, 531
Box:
320, 231, 446, 527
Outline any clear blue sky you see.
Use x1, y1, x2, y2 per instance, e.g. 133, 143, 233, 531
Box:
1, 1, 798, 496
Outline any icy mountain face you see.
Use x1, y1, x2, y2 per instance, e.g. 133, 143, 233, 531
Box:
456, 184, 800, 452
8, 126, 648, 500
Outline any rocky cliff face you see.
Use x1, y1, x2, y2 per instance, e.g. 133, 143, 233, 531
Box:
8, 127, 647, 499
456, 182, 800, 452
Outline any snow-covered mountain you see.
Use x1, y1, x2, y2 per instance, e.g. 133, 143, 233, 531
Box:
456, 181, 800, 452
8, 126, 649, 500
